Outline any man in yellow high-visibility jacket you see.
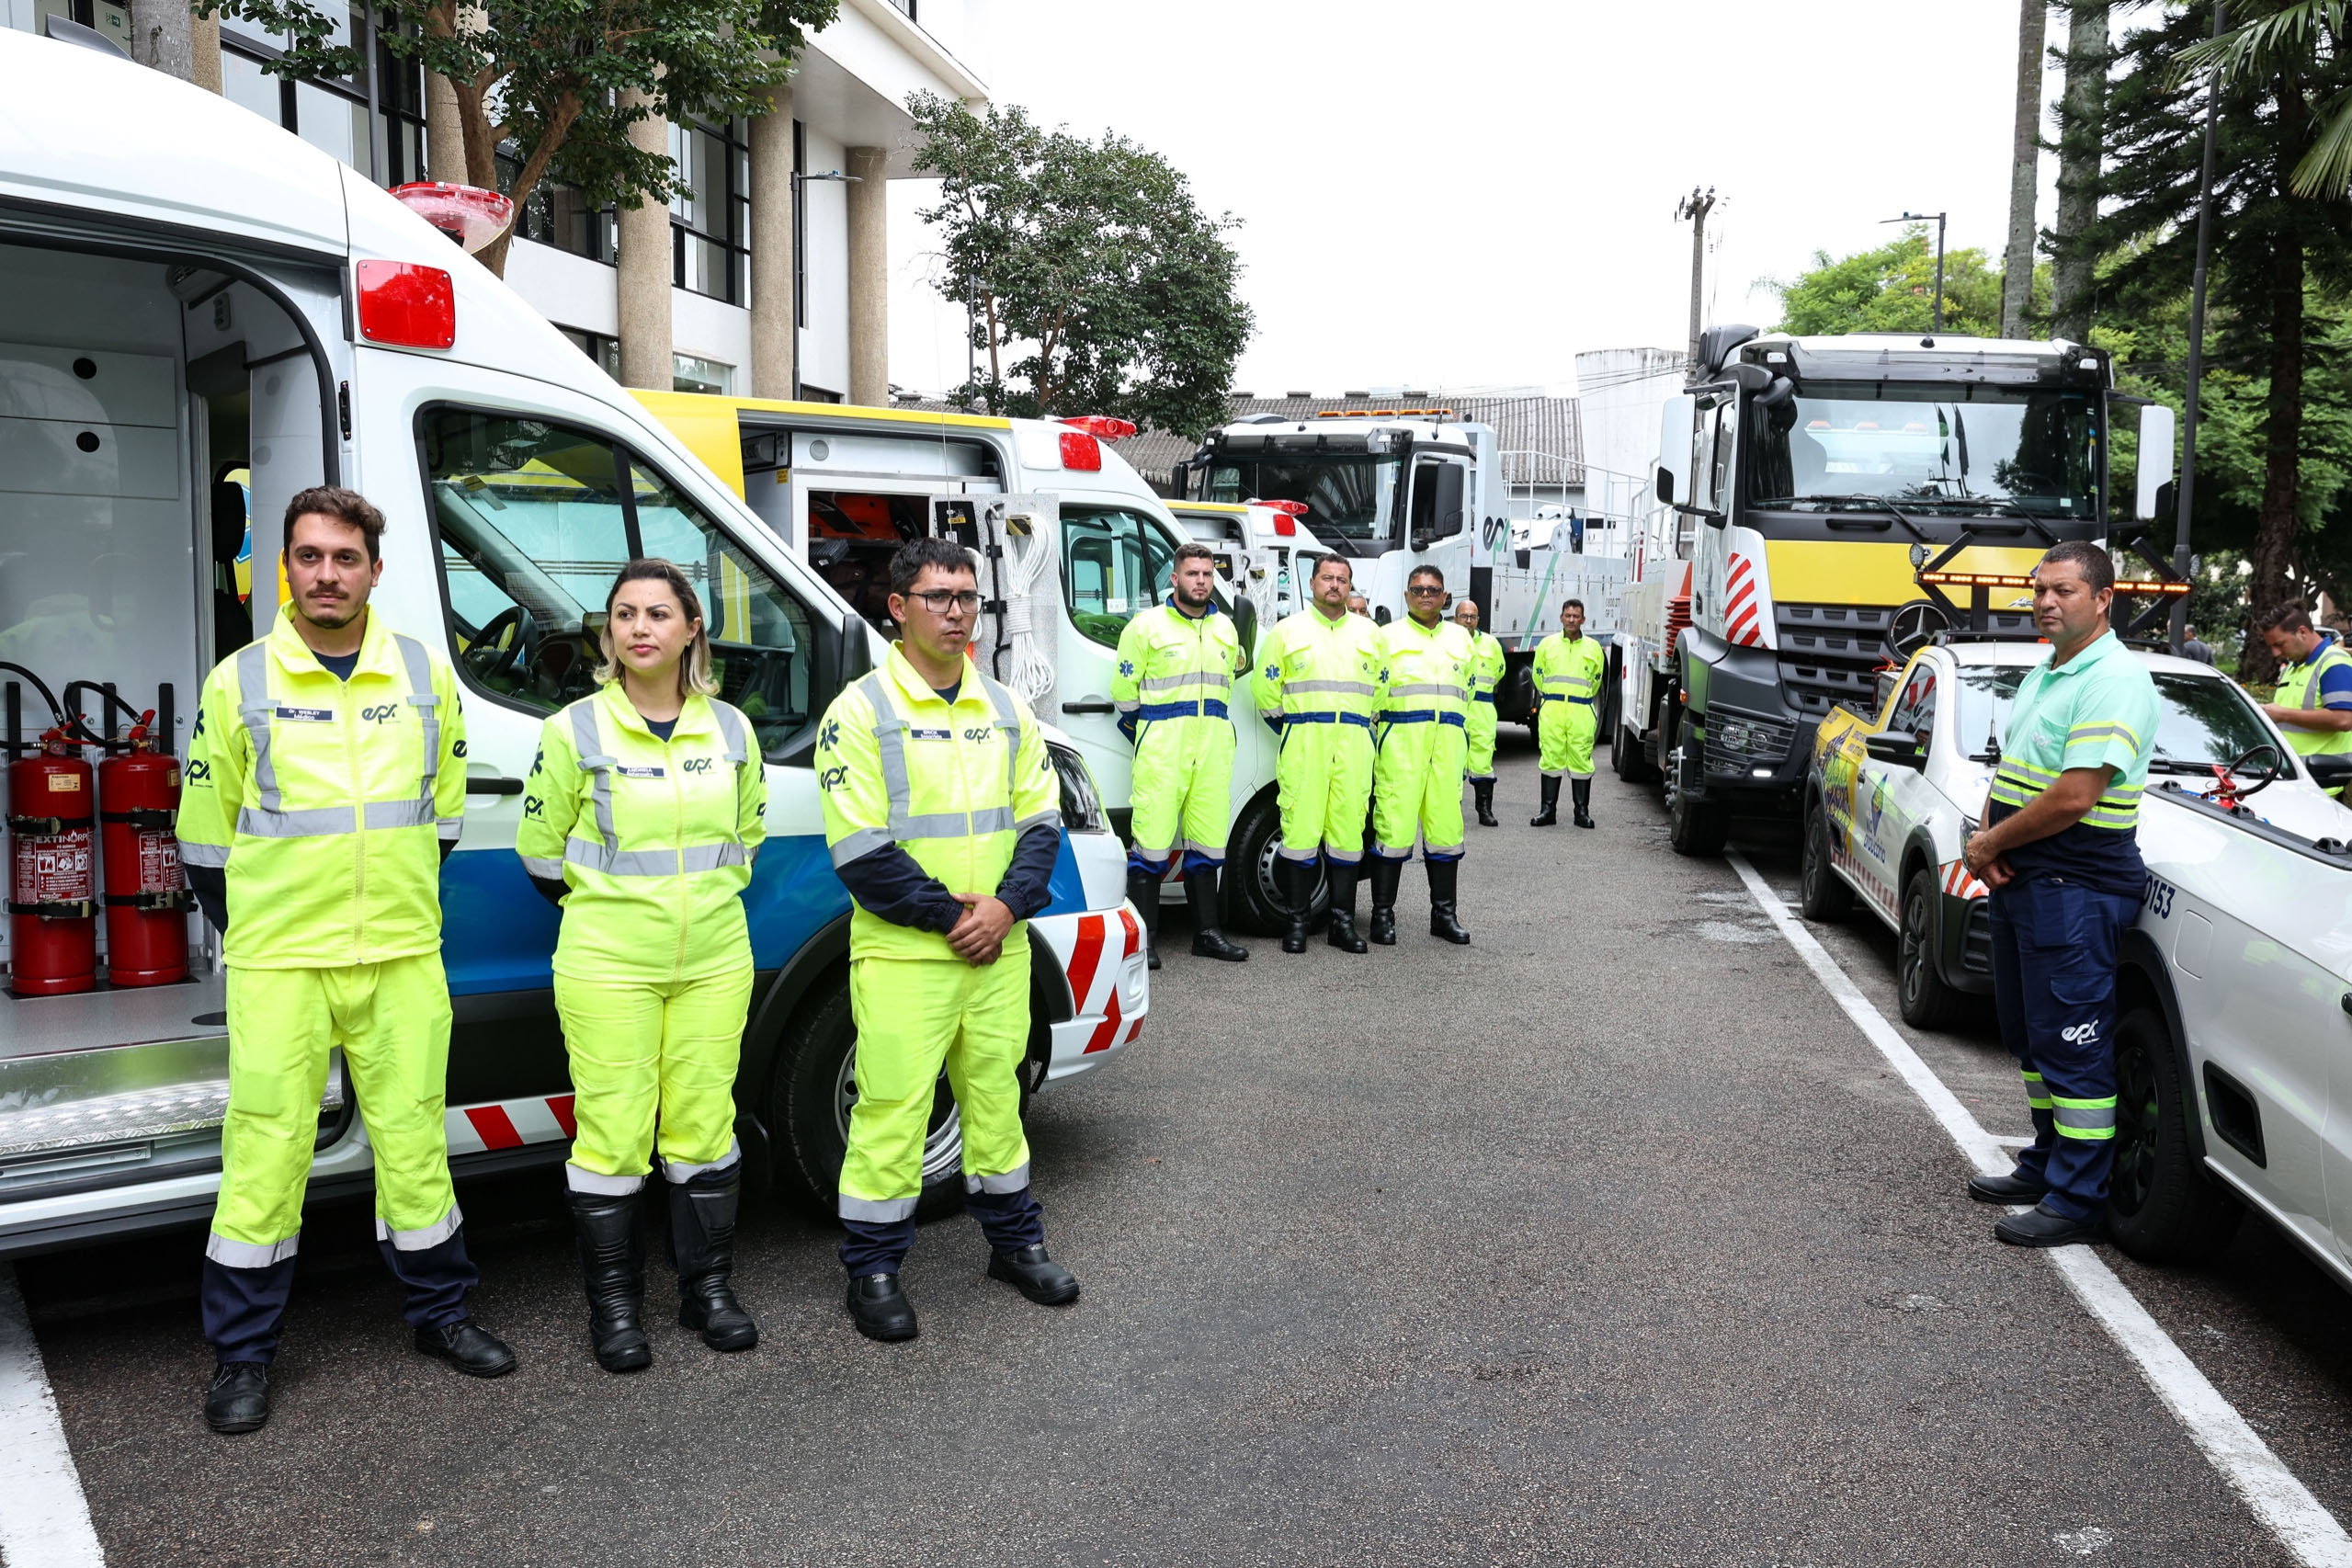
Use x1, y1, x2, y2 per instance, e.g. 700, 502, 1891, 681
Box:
1251, 555, 1384, 954
2257, 604, 2352, 793
1370, 565, 1474, 945
177, 487, 513, 1437
1110, 541, 1247, 967
1530, 597, 1606, 828
1453, 597, 1506, 827
816, 538, 1075, 1343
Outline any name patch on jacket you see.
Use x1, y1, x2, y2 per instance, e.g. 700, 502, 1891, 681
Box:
275, 706, 335, 722
616, 765, 665, 779
909, 727, 952, 741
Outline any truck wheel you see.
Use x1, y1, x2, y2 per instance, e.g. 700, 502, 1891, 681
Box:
769, 977, 966, 1221
2108, 1004, 2244, 1265
1665, 722, 1729, 857
1897, 868, 1964, 1029
1225, 789, 1325, 935
1612, 723, 1656, 784
1799, 797, 1853, 922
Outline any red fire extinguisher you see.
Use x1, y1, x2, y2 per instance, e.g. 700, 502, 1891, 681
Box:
7, 722, 97, 997
98, 709, 190, 988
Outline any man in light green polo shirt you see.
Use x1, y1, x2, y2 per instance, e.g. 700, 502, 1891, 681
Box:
1961, 540, 2159, 1248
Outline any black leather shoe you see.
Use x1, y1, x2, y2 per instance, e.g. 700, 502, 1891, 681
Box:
986, 1244, 1080, 1305
1366, 857, 1403, 946
1994, 1203, 2106, 1248
204, 1361, 270, 1435
847, 1272, 918, 1341
1571, 778, 1596, 829
415, 1317, 518, 1378
1184, 869, 1248, 960
1531, 775, 1561, 827
1127, 869, 1163, 971
1968, 1170, 2049, 1205
1472, 778, 1498, 827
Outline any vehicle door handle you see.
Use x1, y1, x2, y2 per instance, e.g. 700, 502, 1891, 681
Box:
465, 776, 525, 796
1061, 699, 1117, 715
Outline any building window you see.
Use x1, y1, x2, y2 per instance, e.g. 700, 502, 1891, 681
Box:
216, 8, 427, 187
672, 354, 734, 396
559, 327, 620, 379
671, 119, 749, 304
883, 0, 915, 17
513, 175, 615, 266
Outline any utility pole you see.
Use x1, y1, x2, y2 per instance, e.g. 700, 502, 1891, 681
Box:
1882, 210, 1949, 333
2174, 2, 2224, 653
1675, 187, 1716, 365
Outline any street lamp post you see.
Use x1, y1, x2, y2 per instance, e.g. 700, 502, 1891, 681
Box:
2174, 4, 2226, 653
1882, 210, 1949, 334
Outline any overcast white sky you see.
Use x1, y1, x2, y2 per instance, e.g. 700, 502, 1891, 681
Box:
886, 0, 2073, 400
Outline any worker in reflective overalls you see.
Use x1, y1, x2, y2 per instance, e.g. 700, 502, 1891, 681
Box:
1454, 597, 1506, 827
1962, 542, 2159, 1247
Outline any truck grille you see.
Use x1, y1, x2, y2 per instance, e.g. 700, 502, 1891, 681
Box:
1774, 603, 2032, 715
1704, 706, 1799, 775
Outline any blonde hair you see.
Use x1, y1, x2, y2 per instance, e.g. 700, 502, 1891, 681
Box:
595, 558, 720, 699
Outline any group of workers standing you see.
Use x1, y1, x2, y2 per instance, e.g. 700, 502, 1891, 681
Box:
179, 494, 1074, 1434
1115, 547, 1606, 967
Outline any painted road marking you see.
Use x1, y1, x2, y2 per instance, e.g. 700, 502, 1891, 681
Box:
1728, 850, 2352, 1567
0, 1266, 105, 1567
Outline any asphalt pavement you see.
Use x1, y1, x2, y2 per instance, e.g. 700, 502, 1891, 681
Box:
16, 731, 2351, 1566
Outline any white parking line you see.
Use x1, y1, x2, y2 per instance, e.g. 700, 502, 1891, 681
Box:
0, 1267, 105, 1567
1727, 851, 2352, 1567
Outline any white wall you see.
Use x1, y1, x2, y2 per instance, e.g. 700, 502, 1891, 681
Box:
799, 123, 851, 397
506, 241, 619, 339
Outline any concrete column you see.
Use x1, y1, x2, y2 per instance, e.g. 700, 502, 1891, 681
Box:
131, 0, 194, 82
748, 85, 796, 400
846, 145, 889, 406
616, 91, 675, 392
426, 74, 467, 183
190, 7, 220, 92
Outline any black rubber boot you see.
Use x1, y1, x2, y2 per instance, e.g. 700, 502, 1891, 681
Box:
1572, 778, 1595, 829
1324, 860, 1369, 953
1531, 775, 1561, 827
1426, 858, 1471, 944
1367, 857, 1403, 946
1279, 858, 1311, 954
569, 1188, 652, 1372
1185, 869, 1248, 961
1127, 868, 1163, 971
669, 1173, 758, 1352
1473, 778, 1498, 827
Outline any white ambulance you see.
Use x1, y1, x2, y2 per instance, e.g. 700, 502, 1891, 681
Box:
0, 28, 1144, 1251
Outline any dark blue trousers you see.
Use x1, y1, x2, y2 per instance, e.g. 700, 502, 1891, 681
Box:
839, 1186, 1045, 1278
1988, 875, 2142, 1222
201, 1229, 477, 1364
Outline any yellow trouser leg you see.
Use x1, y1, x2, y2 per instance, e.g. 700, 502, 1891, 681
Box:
1372, 722, 1435, 858
1422, 726, 1469, 854
941, 953, 1033, 1191
1464, 702, 1497, 778
339, 954, 460, 1248
840, 957, 960, 1220
556, 975, 665, 1191
653, 966, 753, 1177
1129, 725, 1185, 872
1540, 702, 1596, 778
1178, 720, 1235, 867
1276, 722, 1334, 861
212, 966, 337, 1263
1322, 727, 1374, 862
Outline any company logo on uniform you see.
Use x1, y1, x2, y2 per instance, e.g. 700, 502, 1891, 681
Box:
276, 706, 334, 722
185, 759, 212, 783
452, 739, 467, 758
528, 746, 544, 777
1119, 659, 1136, 677
819, 719, 841, 753
818, 765, 847, 792
681, 757, 714, 774
523, 797, 543, 817
2062, 1020, 2101, 1045
963, 726, 994, 744
360, 703, 402, 724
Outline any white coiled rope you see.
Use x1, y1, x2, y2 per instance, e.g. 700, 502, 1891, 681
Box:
971, 501, 1060, 714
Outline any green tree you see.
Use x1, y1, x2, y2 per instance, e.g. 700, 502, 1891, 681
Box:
199, 0, 836, 277
909, 93, 1254, 438
2184, 0, 2352, 198
1764, 227, 2007, 339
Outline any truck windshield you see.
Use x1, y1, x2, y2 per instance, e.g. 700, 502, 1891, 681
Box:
1203, 451, 1402, 550
1955, 665, 2282, 775
1750, 384, 2099, 519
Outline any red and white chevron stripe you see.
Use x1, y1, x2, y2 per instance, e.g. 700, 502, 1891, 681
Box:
1940, 859, 1989, 901
1723, 553, 1766, 648
446, 1093, 576, 1156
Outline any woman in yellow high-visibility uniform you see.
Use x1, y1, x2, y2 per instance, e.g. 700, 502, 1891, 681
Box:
517, 559, 767, 1373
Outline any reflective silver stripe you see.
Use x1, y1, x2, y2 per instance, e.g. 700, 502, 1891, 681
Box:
363, 798, 434, 830
2052, 1103, 2117, 1133
571, 701, 617, 851
979, 673, 1024, 797
392, 633, 439, 800
1323, 845, 1363, 863
1014, 808, 1060, 836
181, 839, 232, 869
1140, 672, 1227, 692
964, 1161, 1030, 1195
235, 642, 281, 812
437, 816, 462, 841
1116, 699, 1142, 713
374, 1201, 463, 1252
1388, 682, 1467, 700
858, 672, 915, 835
838, 1191, 920, 1222
206, 1231, 299, 1267
710, 701, 751, 764
663, 1138, 742, 1184
563, 839, 747, 877
829, 826, 897, 868
564, 1165, 644, 1196
237, 804, 354, 837
1285, 678, 1375, 698
519, 855, 564, 879
966, 805, 1017, 835
2300, 648, 2352, 709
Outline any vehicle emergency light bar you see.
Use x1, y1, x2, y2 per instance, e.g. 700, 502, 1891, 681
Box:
1057, 415, 1137, 439
1916, 569, 2189, 597
390, 182, 515, 255
1313, 408, 1453, 419
1246, 497, 1306, 535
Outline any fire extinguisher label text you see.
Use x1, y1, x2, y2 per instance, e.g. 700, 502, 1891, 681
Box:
48, 773, 82, 792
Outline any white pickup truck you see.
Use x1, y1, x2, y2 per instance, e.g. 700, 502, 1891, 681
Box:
1801, 636, 2352, 1286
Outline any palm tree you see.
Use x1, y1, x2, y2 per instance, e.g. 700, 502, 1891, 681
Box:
2182, 1, 2352, 198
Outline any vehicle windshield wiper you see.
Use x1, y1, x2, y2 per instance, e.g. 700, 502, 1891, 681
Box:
2151, 756, 2262, 777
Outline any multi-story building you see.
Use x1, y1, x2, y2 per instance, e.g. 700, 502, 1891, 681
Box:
6, 0, 986, 402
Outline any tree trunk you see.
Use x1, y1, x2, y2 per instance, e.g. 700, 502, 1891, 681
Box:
130, 0, 194, 82
2240, 235, 2306, 685
2052, 1, 2108, 343
2002, 0, 2048, 337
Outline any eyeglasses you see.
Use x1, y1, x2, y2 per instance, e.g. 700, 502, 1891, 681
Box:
906, 589, 983, 614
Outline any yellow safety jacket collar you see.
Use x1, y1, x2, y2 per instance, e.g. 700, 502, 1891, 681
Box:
1380, 616, 1472, 727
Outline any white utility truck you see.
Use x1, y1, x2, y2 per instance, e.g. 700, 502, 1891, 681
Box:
1166, 498, 1333, 621
0, 29, 1147, 1251
1179, 407, 1629, 732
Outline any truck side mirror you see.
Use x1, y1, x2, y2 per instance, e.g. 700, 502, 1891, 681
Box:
2137, 404, 2176, 521
838, 613, 872, 685
1231, 593, 1258, 674
1413, 463, 1466, 550
1655, 394, 1696, 506
1865, 730, 1926, 770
